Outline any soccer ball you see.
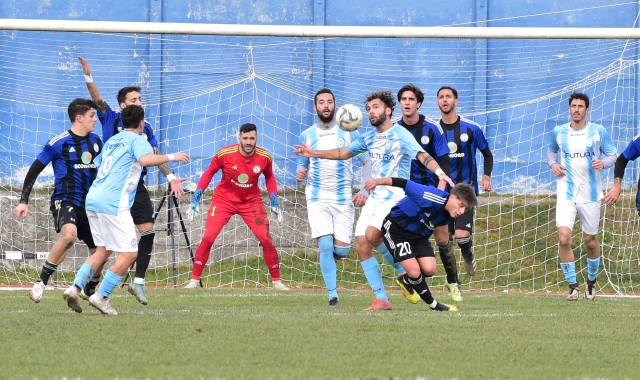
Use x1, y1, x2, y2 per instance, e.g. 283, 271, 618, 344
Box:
336, 103, 363, 131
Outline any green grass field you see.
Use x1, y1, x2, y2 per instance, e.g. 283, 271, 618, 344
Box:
2, 288, 640, 380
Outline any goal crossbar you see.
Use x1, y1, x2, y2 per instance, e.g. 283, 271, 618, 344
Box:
1, 18, 640, 39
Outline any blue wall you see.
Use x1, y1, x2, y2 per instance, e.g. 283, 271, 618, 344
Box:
1, 0, 639, 191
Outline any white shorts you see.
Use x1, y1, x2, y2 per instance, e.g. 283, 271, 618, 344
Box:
307, 202, 355, 243
87, 209, 138, 252
555, 199, 601, 235
354, 197, 401, 237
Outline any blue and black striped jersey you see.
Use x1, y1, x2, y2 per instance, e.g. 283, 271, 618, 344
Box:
98, 103, 158, 183
398, 115, 449, 187
388, 180, 452, 238
440, 116, 488, 195
36, 130, 102, 210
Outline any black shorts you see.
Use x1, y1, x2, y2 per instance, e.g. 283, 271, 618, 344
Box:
448, 206, 475, 234
381, 217, 435, 263
131, 182, 155, 225
51, 200, 96, 249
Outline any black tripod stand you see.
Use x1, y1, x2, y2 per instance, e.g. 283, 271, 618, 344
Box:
122, 189, 200, 288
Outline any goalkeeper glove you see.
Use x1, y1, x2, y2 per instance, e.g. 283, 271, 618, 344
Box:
187, 189, 203, 221
269, 193, 283, 223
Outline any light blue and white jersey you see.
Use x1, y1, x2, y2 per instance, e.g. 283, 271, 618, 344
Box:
86, 131, 154, 215
298, 121, 367, 204
348, 123, 425, 201
549, 122, 617, 203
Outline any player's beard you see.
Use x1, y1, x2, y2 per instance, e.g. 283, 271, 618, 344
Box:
439, 104, 454, 115
370, 112, 387, 127
317, 108, 335, 124
241, 143, 256, 155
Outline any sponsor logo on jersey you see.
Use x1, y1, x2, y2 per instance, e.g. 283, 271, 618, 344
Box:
69, 147, 76, 153
448, 142, 458, 153
420, 218, 435, 230
81, 152, 92, 164
370, 152, 396, 161
105, 141, 126, 149
319, 132, 335, 138
232, 179, 253, 188
562, 150, 595, 159
337, 138, 346, 148
74, 163, 97, 169
385, 140, 391, 149
253, 165, 261, 174
586, 138, 593, 147
421, 136, 430, 145
460, 133, 469, 142
238, 174, 249, 183
232, 165, 238, 170
94, 143, 100, 152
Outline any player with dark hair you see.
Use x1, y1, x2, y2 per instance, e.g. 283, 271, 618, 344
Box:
295, 90, 454, 310
364, 177, 477, 312
296, 88, 371, 306
78, 56, 187, 305
63, 105, 189, 315
550, 92, 617, 301
435, 86, 494, 302
16, 98, 104, 303
184, 123, 289, 291
394, 83, 452, 302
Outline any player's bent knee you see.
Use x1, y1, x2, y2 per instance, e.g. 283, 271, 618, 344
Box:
457, 236, 472, 250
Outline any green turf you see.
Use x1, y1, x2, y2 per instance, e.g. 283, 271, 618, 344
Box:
2, 288, 639, 379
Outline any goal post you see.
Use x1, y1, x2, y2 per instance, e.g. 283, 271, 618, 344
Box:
1, 19, 639, 296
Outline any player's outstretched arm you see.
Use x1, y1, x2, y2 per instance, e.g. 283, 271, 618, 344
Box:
417, 152, 454, 187
78, 56, 108, 114
293, 142, 354, 160
152, 146, 186, 197
14, 159, 47, 220
139, 152, 190, 167
604, 154, 631, 205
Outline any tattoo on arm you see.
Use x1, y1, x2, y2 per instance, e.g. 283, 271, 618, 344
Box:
422, 154, 435, 168
153, 146, 173, 176
95, 99, 108, 114
338, 149, 342, 160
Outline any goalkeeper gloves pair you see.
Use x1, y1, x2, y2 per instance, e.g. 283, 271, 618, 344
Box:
186, 189, 283, 223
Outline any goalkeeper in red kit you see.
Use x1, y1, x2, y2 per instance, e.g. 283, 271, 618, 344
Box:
184, 123, 289, 290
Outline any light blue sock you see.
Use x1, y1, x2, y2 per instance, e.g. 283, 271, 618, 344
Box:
318, 236, 338, 299
97, 269, 122, 298
587, 257, 600, 281
560, 262, 577, 285
333, 244, 350, 259
377, 243, 405, 275
360, 257, 388, 302
73, 263, 96, 290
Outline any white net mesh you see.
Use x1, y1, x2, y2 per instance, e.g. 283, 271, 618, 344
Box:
1, 27, 640, 295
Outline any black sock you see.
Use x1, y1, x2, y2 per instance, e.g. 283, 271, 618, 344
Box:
135, 230, 155, 279
438, 240, 459, 284
399, 273, 413, 290
38, 261, 58, 285
83, 274, 101, 296
407, 274, 435, 305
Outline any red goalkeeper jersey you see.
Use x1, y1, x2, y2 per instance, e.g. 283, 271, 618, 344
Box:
196, 144, 278, 203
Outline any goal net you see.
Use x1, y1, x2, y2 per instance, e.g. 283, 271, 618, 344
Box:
1, 20, 640, 296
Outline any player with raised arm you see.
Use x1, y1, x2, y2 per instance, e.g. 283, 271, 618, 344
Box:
62, 105, 189, 315
364, 177, 477, 312
15, 99, 104, 303
549, 92, 617, 301
294, 90, 454, 311
184, 123, 288, 291
435, 86, 494, 302
395, 84, 452, 302
296, 88, 371, 306
78, 56, 187, 305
